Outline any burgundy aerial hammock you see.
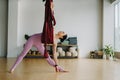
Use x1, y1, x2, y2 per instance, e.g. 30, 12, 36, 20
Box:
41, 0, 56, 58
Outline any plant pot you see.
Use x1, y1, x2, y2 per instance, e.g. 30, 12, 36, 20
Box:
106, 54, 110, 60
103, 54, 111, 60
109, 56, 113, 61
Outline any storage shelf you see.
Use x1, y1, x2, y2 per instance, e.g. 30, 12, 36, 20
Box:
47, 44, 77, 46
25, 55, 78, 59
25, 44, 79, 59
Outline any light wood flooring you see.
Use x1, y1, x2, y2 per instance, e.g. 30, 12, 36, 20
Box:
0, 58, 120, 80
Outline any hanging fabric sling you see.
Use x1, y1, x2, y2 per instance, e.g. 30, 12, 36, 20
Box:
41, 0, 56, 58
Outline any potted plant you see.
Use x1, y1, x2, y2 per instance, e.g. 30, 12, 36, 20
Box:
103, 44, 114, 60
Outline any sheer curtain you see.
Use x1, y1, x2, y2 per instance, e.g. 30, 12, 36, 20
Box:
115, 2, 120, 51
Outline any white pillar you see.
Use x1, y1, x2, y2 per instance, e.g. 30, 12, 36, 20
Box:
7, 0, 19, 57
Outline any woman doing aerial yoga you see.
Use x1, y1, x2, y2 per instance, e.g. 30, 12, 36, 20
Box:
9, 0, 68, 73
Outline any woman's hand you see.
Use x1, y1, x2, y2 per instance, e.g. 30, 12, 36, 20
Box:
55, 65, 68, 72
51, 2, 54, 11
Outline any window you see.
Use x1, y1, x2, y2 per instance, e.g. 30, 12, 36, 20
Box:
115, 2, 120, 51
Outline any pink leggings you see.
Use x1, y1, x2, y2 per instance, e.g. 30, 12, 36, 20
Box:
10, 33, 64, 72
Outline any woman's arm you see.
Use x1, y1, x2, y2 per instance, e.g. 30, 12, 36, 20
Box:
50, 1, 56, 26
52, 43, 58, 66
52, 43, 68, 72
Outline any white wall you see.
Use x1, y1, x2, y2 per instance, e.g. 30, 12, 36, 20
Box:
0, 0, 8, 57
55, 0, 102, 58
8, 0, 102, 58
17, 0, 44, 47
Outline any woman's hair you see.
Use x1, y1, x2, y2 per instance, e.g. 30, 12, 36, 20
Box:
43, 0, 45, 2
24, 34, 30, 40
59, 34, 67, 42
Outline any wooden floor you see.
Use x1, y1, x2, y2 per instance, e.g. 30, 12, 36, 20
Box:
0, 58, 120, 80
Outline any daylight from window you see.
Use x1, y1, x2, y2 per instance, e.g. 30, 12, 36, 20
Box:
115, 2, 120, 51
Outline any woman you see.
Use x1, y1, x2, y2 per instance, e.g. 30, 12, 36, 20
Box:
9, 31, 68, 73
